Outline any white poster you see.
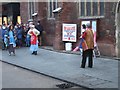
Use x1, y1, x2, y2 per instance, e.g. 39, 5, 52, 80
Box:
92, 21, 97, 33
62, 23, 77, 42
92, 21, 97, 47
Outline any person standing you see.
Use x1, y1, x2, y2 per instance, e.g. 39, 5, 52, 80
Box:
22, 24, 30, 47
3, 28, 9, 50
35, 21, 43, 46
8, 25, 16, 56
15, 24, 23, 48
28, 24, 40, 55
2, 24, 8, 50
79, 24, 86, 55
0, 25, 2, 49
80, 23, 94, 68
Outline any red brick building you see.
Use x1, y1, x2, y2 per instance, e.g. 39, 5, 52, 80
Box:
0, 1, 120, 58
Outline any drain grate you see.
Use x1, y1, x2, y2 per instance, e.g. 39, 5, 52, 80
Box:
56, 83, 74, 89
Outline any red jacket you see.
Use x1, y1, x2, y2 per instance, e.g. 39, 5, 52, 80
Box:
30, 31, 37, 45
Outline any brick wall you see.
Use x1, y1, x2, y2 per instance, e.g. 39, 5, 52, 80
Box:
53, 2, 78, 50
97, 2, 116, 57
20, 2, 29, 24
37, 2, 55, 46
44, 2, 116, 56
20, 2, 117, 57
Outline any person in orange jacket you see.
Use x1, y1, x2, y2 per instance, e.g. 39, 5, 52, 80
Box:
80, 23, 94, 68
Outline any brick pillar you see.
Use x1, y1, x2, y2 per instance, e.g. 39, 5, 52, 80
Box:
53, 13, 65, 50
20, 2, 29, 24
53, 2, 77, 50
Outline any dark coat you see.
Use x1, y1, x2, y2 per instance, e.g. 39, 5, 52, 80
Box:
35, 24, 43, 36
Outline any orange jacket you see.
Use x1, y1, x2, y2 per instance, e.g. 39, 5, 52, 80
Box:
82, 28, 94, 51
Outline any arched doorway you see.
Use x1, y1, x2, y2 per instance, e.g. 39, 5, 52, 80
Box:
116, 1, 120, 58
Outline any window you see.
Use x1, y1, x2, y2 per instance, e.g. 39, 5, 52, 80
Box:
79, 0, 105, 17
48, 0, 58, 18
28, 0, 38, 19
93, 2, 98, 16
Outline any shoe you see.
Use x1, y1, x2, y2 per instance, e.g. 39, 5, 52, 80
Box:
32, 51, 35, 55
34, 51, 37, 55
88, 66, 92, 68
80, 66, 85, 68
9, 53, 11, 56
13, 53, 16, 56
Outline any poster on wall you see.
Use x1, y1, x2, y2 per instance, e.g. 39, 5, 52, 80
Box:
92, 20, 97, 47
92, 21, 97, 33
62, 23, 77, 42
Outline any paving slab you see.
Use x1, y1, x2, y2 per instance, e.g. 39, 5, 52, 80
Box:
0, 47, 119, 89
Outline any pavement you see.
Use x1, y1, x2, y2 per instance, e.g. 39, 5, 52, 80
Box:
0, 47, 119, 89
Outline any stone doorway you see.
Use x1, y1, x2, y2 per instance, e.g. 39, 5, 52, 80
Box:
2, 3, 20, 25
116, 1, 120, 58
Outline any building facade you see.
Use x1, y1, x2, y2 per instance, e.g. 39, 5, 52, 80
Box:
0, 1, 120, 58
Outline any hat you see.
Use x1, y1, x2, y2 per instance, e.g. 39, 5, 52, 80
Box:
86, 23, 91, 28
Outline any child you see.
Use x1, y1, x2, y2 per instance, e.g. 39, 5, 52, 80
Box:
4, 34, 9, 50
25, 34, 30, 47
8, 25, 16, 56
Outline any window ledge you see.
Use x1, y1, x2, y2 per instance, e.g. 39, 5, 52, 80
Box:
47, 18, 55, 20
78, 16, 105, 19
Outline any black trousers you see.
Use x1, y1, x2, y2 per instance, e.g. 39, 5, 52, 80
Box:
81, 49, 93, 68
8, 44, 15, 54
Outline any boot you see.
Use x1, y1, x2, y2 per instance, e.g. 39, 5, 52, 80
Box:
34, 51, 37, 55
32, 51, 35, 55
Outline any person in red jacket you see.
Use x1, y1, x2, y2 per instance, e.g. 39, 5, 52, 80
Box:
28, 24, 40, 55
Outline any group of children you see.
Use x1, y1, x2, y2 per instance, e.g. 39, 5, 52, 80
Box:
1, 22, 31, 55
1, 20, 42, 56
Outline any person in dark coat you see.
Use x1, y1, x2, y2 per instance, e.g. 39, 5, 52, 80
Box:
16, 25, 23, 47
35, 21, 43, 46
2, 24, 8, 50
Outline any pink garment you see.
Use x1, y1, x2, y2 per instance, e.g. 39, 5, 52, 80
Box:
73, 46, 79, 51
94, 32, 97, 47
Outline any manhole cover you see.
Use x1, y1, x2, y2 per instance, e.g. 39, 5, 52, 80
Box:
56, 83, 74, 89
